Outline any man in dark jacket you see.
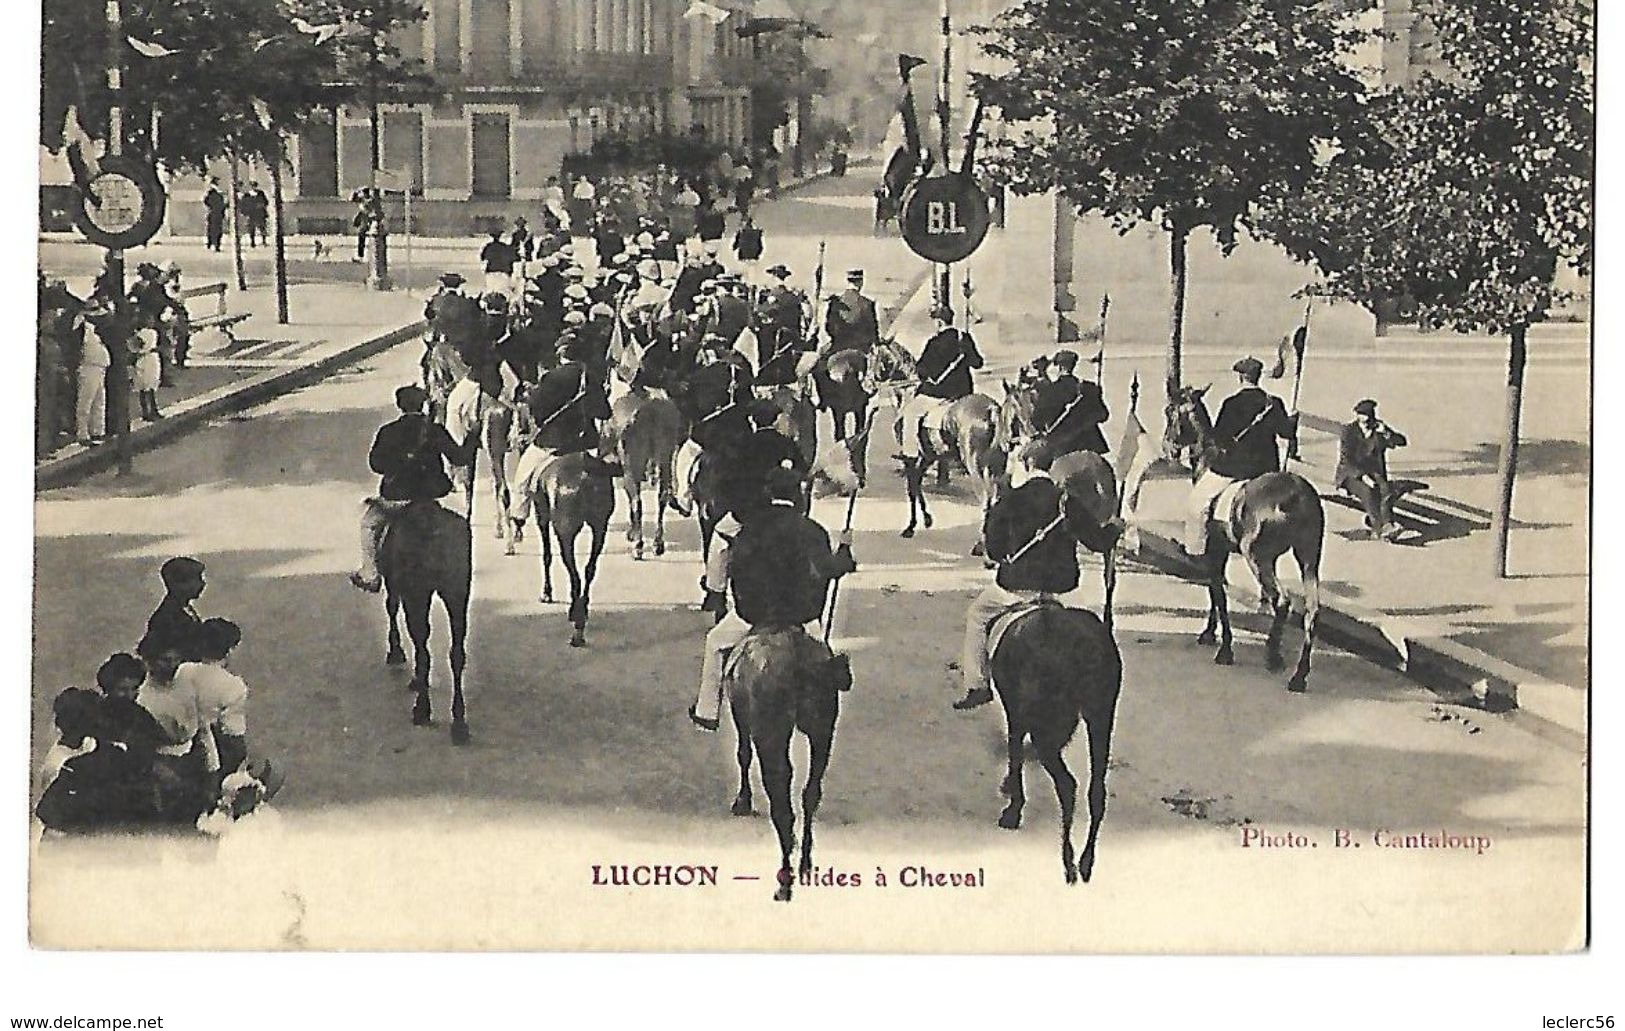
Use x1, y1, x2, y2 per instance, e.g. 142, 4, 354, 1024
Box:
203, 179, 228, 252
508, 342, 622, 535
898, 306, 983, 462
350, 385, 478, 592
1336, 398, 1408, 539
689, 465, 856, 731
731, 214, 764, 280
1028, 348, 1109, 463
823, 269, 880, 354
1182, 356, 1296, 554
138, 557, 208, 662
955, 450, 1123, 710
754, 278, 811, 388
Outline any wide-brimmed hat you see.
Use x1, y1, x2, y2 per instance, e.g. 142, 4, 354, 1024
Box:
766, 264, 792, 279
439, 272, 466, 288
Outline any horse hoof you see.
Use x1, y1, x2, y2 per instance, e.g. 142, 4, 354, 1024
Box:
731, 796, 753, 817
1265, 652, 1286, 673
923, 513, 934, 529
450, 720, 470, 745
654, 541, 666, 556
900, 527, 915, 539
504, 541, 516, 557
1214, 649, 1234, 666
633, 544, 645, 561
774, 885, 793, 903
494, 523, 505, 540
541, 592, 554, 604
1196, 630, 1217, 646
386, 648, 406, 666
1064, 865, 1078, 885
1287, 676, 1308, 693
1078, 855, 1095, 883
412, 703, 431, 727
998, 808, 1022, 831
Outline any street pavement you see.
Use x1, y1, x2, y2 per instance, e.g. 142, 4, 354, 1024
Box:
30, 174, 1584, 951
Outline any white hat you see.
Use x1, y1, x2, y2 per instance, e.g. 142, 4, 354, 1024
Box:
565, 283, 589, 301
563, 309, 587, 325
636, 232, 655, 247
637, 259, 660, 279
590, 302, 615, 319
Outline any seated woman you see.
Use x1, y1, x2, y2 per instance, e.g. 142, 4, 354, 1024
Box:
136, 643, 221, 825
35, 686, 163, 832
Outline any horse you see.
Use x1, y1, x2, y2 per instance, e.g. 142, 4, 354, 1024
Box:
513, 453, 615, 647
752, 385, 819, 469
1163, 386, 1326, 691
900, 393, 1003, 544
988, 603, 1122, 884
998, 381, 1122, 631
602, 389, 683, 560
724, 628, 840, 902
380, 502, 474, 744
820, 339, 917, 488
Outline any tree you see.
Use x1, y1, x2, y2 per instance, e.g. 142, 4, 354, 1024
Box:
1256, 0, 1591, 578
974, 0, 1373, 398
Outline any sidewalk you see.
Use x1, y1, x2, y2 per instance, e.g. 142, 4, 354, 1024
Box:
925, 190, 1588, 743
37, 282, 424, 490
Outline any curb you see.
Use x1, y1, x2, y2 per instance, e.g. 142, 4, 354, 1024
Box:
1124, 527, 1585, 751
36, 319, 426, 491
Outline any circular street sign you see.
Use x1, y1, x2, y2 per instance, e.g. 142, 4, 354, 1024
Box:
75, 155, 167, 250
900, 174, 992, 264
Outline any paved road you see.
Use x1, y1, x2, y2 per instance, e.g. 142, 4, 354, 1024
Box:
30, 175, 1584, 951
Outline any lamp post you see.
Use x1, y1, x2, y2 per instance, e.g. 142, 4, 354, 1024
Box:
105, 0, 132, 475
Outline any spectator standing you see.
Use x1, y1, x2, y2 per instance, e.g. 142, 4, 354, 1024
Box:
240, 182, 270, 247
733, 160, 755, 217
696, 201, 726, 245
202, 178, 228, 252
75, 298, 114, 446
480, 228, 519, 298
732, 214, 764, 285
570, 175, 597, 233
673, 180, 701, 239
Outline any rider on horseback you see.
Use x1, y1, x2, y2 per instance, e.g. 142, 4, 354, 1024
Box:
698, 398, 808, 615
955, 447, 1123, 711
509, 339, 624, 535
688, 464, 855, 732
671, 351, 755, 518
351, 385, 478, 593
1181, 356, 1296, 556
1024, 349, 1109, 468
898, 304, 983, 463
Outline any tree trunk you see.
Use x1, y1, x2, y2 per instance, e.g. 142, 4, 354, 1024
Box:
1166, 224, 1189, 400
1490, 323, 1528, 578
271, 149, 289, 325
228, 155, 247, 292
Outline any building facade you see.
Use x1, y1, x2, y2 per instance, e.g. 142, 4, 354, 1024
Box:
161, 0, 755, 237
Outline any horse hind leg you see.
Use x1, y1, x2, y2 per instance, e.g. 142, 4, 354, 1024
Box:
1245, 544, 1289, 673
1037, 746, 1079, 885
558, 521, 588, 647
653, 458, 671, 557
446, 590, 471, 745
1077, 710, 1115, 884
799, 706, 836, 877
404, 592, 434, 726
385, 585, 407, 666
1289, 547, 1320, 694
1103, 546, 1118, 636
757, 737, 797, 902
998, 717, 1026, 830
538, 495, 556, 604
571, 519, 608, 648
731, 700, 755, 816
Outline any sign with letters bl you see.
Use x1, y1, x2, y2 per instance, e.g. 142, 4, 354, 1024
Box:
900, 175, 992, 264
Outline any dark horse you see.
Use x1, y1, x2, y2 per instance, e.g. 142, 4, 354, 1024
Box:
1163, 386, 1325, 691
989, 604, 1122, 884
725, 628, 840, 902
381, 502, 474, 744
999, 381, 1121, 630
514, 454, 615, 647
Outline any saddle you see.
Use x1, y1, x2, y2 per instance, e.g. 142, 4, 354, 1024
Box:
1207, 480, 1247, 541
986, 595, 1064, 660
722, 625, 847, 692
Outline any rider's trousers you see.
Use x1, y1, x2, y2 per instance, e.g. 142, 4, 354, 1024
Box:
1184, 470, 1238, 554
510, 444, 567, 525
898, 394, 951, 460
694, 612, 820, 723
357, 498, 412, 582
962, 584, 1052, 697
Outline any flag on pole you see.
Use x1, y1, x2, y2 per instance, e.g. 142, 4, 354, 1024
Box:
882, 55, 927, 208
1115, 372, 1156, 551
1269, 318, 1310, 379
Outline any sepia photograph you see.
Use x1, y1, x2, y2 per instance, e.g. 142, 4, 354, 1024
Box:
12, 0, 1603, 999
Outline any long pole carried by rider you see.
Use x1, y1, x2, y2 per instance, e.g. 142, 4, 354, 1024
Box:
821, 489, 861, 644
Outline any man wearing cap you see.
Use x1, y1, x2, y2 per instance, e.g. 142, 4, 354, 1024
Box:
755, 270, 811, 388
898, 305, 984, 463
1027, 348, 1109, 465
1182, 356, 1296, 555
509, 341, 622, 538
824, 270, 880, 356
351, 386, 479, 593
1337, 399, 1408, 540
688, 464, 855, 732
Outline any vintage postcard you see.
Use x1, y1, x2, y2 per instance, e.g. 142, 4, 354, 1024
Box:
27, 0, 1589, 955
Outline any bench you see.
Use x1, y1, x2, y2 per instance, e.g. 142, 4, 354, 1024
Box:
180, 282, 253, 341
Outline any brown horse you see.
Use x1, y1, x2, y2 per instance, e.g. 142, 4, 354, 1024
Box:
380, 501, 474, 744
999, 382, 1121, 630
725, 628, 840, 902
989, 604, 1121, 883
513, 454, 616, 647
900, 393, 1002, 544
602, 389, 683, 560
1163, 386, 1325, 691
